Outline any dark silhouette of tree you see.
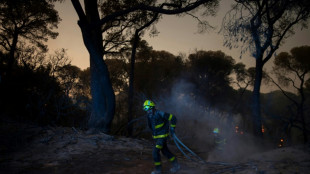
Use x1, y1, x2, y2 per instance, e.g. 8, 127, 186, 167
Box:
260, 90, 298, 144
105, 58, 128, 93
269, 45, 310, 143
127, 13, 159, 136
306, 78, 310, 91
71, 0, 219, 133
0, 0, 60, 76
232, 63, 270, 133
135, 49, 183, 98
57, 64, 81, 97
104, 47, 184, 136
233, 64, 268, 101
233, 63, 255, 92
0, 46, 90, 127
187, 50, 235, 108
222, 0, 310, 137
75, 67, 91, 99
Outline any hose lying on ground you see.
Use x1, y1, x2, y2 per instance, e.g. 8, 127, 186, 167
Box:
172, 133, 206, 164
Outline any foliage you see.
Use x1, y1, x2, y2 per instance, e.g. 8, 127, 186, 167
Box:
0, 0, 61, 76
271, 45, 310, 143
186, 50, 236, 107
273, 46, 310, 88
233, 63, 255, 89
221, 0, 310, 138
105, 58, 128, 92
260, 91, 298, 143
0, 49, 90, 128
222, 0, 310, 59
72, 0, 220, 132
134, 50, 183, 98
0, 0, 60, 51
99, 0, 158, 55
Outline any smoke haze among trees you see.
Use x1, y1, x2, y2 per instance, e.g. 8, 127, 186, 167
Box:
0, 0, 309, 150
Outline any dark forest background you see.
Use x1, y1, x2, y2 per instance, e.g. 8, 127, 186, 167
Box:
1, 40, 309, 145
0, 0, 309, 148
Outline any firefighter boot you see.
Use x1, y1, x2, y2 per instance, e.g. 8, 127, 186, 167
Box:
170, 160, 180, 173
151, 165, 162, 174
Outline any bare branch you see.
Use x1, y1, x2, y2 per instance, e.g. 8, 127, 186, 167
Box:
268, 74, 299, 107
97, 0, 212, 29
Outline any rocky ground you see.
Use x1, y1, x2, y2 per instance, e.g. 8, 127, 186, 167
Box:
1, 121, 310, 174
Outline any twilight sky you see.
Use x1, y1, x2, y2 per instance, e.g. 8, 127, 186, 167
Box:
47, 0, 310, 72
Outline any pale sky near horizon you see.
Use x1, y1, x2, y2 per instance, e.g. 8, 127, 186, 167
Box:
47, 0, 310, 86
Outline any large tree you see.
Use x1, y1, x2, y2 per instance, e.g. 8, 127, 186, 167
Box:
71, 0, 219, 133
222, 0, 310, 137
0, 0, 60, 76
271, 45, 310, 143
187, 50, 235, 108
127, 12, 160, 136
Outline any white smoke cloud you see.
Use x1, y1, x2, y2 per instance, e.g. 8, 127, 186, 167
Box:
153, 79, 264, 162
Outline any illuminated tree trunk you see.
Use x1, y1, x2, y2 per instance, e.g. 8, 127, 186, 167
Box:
72, 0, 218, 133
72, 0, 115, 133
252, 56, 263, 138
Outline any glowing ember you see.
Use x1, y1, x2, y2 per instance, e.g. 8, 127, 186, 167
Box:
261, 125, 265, 133
278, 138, 284, 148
235, 126, 239, 133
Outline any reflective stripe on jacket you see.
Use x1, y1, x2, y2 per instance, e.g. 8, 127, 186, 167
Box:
147, 110, 177, 139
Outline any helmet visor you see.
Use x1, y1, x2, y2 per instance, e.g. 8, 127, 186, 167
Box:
144, 105, 151, 111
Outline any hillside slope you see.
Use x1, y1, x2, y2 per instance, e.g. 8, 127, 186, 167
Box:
1, 122, 309, 174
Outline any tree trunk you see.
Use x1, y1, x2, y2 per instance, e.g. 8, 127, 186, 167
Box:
252, 57, 263, 138
299, 104, 307, 143
71, 0, 211, 133
73, 0, 115, 133
127, 32, 139, 136
127, 14, 158, 136
7, 30, 18, 76
298, 80, 308, 143
88, 52, 115, 133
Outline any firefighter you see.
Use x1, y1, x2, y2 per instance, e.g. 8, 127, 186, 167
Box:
213, 128, 226, 151
143, 100, 180, 174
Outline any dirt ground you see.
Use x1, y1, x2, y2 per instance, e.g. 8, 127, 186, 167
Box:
1, 122, 310, 174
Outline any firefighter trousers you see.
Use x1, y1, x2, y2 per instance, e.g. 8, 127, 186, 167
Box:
152, 138, 176, 168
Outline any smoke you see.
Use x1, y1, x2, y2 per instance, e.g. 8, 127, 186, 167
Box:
153, 79, 266, 162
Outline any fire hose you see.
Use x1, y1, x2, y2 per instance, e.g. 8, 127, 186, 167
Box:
172, 133, 232, 166
172, 133, 207, 164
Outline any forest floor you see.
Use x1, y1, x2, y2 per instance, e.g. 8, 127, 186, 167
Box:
1, 121, 310, 174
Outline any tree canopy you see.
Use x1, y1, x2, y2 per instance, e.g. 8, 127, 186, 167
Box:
0, 0, 61, 74
71, 0, 220, 133
272, 45, 310, 143
221, 0, 310, 137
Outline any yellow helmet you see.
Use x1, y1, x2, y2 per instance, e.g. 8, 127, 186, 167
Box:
143, 100, 155, 111
213, 128, 219, 134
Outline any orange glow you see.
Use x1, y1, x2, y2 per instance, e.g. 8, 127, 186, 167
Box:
278, 138, 284, 148
261, 125, 265, 133
235, 126, 239, 133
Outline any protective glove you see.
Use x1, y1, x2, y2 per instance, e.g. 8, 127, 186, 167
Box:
170, 127, 175, 136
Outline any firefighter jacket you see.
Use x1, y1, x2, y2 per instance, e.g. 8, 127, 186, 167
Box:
147, 109, 177, 139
